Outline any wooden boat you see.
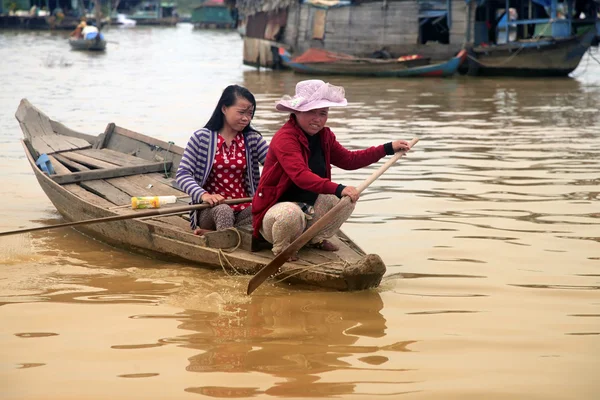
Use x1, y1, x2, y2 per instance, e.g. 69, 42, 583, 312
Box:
462, 30, 597, 77
278, 47, 467, 77
15, 99, 387, 292
68, 36, 107, 51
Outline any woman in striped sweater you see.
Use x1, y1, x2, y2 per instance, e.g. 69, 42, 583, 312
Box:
176, 85, 269, 235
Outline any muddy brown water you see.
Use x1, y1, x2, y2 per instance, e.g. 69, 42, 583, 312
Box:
1, 25, 599, 399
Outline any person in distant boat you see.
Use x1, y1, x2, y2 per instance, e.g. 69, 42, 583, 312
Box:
70, 17, 87, 39
252, 80, 411, 261
81, 22, 99, 40
176, 85, 268, 235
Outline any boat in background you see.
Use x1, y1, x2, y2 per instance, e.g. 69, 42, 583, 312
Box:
192, 0, 236, 29
464, 30, 597, 76
279, 47, 467, 77
68, 33, 107, 51
127, 1, 179, 26
68, 0, 107, 52
461, 0, 599, 76
113, 13, 137, 27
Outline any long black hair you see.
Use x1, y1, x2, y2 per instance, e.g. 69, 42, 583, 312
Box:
204, 85, 258, 134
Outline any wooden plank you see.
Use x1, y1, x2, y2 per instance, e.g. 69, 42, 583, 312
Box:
76, 148, 146, 166
35, 110, 57, 136
97, 123, 115, 150
65, 183, 116, 208
46, 155, 71, 175
29, 135, 55, 156
54, 154, 90, 171
59, 135, 93, 150
100, 148, 149, 164
49, 119, 97, 144
125, 174, 184, 196
111, 125, 184, 155
60, 151, 117, 169
51, 162, 172, 185
80, 180, 132, 205
143, 219, 208, 247
38, 134, 86, 153
46, 155, 115, 208
105, 176, 154, 197
150, 215, 192, 231
312, 9, 326, 40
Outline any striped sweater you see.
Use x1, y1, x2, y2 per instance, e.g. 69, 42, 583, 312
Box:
176, 128, 269, 229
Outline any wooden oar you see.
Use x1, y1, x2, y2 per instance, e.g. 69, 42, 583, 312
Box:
0, 197, 251, 237
246, 138, 419, 295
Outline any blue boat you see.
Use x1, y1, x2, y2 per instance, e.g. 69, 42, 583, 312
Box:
278, 47, 467, 78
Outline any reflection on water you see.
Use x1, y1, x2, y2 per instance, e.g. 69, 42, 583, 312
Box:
1, 25, 599, 399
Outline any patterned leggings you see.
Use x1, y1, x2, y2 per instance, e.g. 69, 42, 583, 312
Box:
197, 205, 252, 231
260, 194, 355, 256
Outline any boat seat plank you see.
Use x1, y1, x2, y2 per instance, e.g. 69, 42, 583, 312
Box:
150, 215, 192, 231
100, 148, 150, 165
124, 174, 184, 196
46, 155, 115, 208
60, 151, 117, 169
143, 219, 208, 247
47, 155, 71, 175
106, 176, 156, 197
67, 184, 116, 208
80, 180, 132, 205
54, 154, 91, 171
76, 148, 147, 166
50, 162, 172, 185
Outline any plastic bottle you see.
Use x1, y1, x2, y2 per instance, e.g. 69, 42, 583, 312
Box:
131, 195, 177, 209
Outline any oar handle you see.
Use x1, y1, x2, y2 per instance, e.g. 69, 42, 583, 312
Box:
356, 137, 419, 193
246, 138, 419, 295
0, 197, 252, 237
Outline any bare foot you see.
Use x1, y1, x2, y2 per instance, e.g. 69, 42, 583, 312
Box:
193, 228, 212, 236
310, 239, 339, 252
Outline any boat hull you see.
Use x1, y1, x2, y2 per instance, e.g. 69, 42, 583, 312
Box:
464, 31, 596, 77
69, 38, 107, 51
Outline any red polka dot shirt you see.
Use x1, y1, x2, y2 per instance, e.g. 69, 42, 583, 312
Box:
204, 132, 251, 211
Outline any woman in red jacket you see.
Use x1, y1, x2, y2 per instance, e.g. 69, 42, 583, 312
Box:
252, 80, 410, 260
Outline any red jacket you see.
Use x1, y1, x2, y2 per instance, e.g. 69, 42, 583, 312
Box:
252, 116, 387, 237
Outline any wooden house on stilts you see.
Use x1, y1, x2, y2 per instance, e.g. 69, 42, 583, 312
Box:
236, 0, 471, 69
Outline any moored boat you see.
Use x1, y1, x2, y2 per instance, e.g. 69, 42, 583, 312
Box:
14, 99, 387, 292
279, 47, 467, 78
463, 30, 597, 77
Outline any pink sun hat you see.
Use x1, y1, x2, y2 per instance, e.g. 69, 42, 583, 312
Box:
275, 79, 348, 112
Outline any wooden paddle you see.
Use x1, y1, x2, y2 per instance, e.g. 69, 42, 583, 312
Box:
0, 197, 251, 237
246, 138, 419, 295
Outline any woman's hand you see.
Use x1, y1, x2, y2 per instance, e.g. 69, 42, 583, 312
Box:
341, 186, 360, 203
392, 140, 411, 153
201, 193, 225, 206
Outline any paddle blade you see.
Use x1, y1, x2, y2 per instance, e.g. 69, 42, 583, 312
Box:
246, 197, 352, 295
246, 251, 291, 295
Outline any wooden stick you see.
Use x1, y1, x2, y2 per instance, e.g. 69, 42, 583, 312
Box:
0, 197, 251, 237
246, 138, 419, 295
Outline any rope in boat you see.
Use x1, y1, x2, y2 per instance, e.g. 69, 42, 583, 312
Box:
211, 229, 350, 284
215, 227, 243, 276
273, 260, 350, 284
